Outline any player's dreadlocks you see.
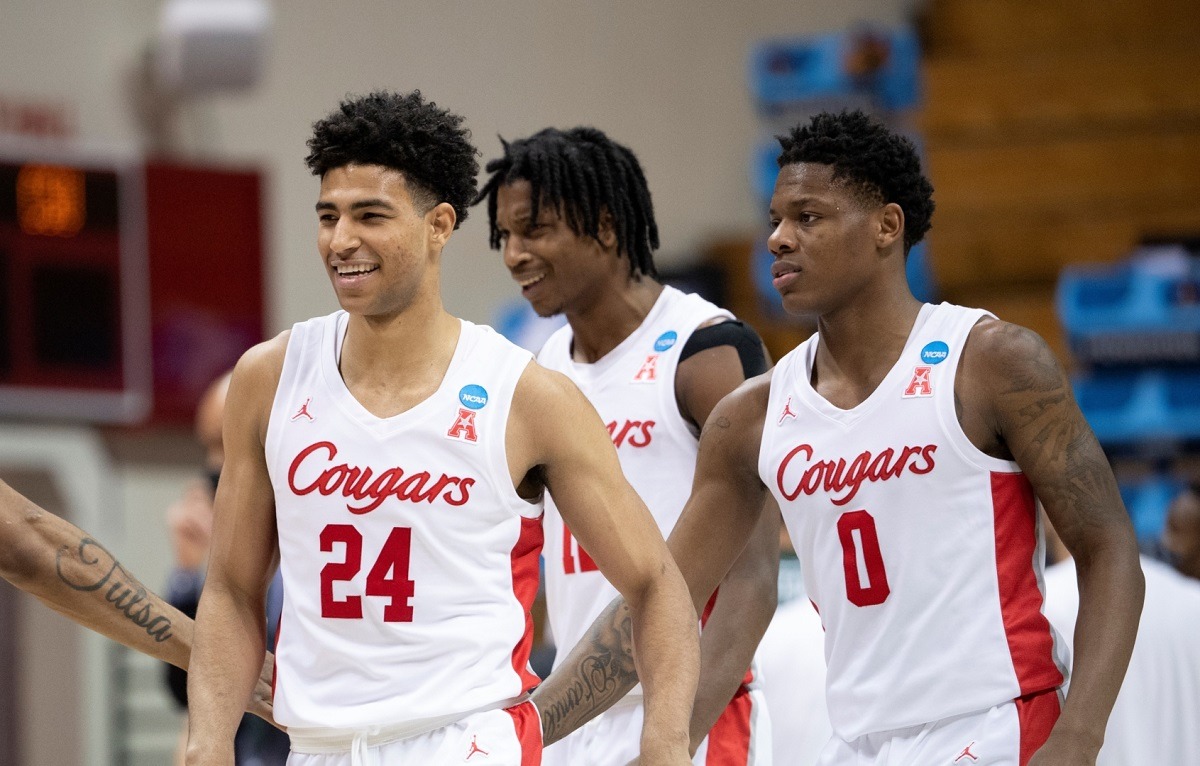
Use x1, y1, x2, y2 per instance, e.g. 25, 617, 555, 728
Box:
305, 90, 480, 229
777, 110, 934, 254
475, 127, 660, 278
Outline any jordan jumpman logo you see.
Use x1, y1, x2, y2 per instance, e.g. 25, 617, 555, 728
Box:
465, 734, 489, 760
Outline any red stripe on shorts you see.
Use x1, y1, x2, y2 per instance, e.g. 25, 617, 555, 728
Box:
705, 685, 753, 765
505, 700, 542, 766
1016, 688, 1060, 765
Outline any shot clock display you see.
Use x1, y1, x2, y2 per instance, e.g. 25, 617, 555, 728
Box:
0, 141, 265, 425
0, 146, 151, 423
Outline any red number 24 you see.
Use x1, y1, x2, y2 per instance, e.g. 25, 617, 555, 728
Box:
320, 524, 415, 622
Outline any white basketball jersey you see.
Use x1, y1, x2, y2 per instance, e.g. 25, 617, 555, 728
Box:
538, 286, 731, 682
758, 302, 1067, 740
265, 312, 543, 730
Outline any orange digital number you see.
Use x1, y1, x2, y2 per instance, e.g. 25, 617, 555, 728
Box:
16, 164, 86, 237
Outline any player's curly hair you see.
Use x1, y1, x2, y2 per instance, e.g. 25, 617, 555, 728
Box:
475, 127, 659, 278
305, 90, 479, 229
777, 110, 934, 253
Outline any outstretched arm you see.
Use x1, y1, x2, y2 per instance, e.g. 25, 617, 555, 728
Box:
0, 478, 193, 667
964, 320, 1143, 764
512, 365, 698, 762
0, 480, 278, 726
186, 340, 285, 765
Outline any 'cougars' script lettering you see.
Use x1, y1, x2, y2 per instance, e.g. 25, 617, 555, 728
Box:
606, 419, 655, 449
776, 443, 937, 506
289, 441, 475, 513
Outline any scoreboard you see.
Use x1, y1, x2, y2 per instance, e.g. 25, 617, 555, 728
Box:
0, 140, 264, 425
0, 143, 151, 423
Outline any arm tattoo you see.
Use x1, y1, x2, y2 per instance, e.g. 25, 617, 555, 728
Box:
533, 599, 638, 744
992, 325, 1120, 543
56, 537, 175, 643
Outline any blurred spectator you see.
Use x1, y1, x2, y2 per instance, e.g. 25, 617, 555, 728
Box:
1043, 491, 1200, 765
164, 372, 289, 766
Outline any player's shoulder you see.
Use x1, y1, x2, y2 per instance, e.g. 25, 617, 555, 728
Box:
236, 330, 290, 377
710, 369, 775, 430
513, 359, 586, 410
963, 316, 1059, 380
229, 330, 291, 401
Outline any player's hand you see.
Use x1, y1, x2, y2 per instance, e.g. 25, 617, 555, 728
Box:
1027, 729, 1099, 766
167, 481, 214, 570
247, 651, 285, 732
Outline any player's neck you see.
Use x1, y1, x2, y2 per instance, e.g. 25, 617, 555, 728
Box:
814, 282, 923, 387
342, 292, 459, 376
566, 277, 663, 363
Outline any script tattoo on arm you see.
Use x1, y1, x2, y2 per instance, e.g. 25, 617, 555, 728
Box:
533, 599, 638, 745
56, 537, 175, 643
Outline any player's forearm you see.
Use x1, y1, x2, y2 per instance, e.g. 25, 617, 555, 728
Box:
532, 598, 640, 746
5, 495, 193, 670
688, 580, 776, 751
1055, 538, 1144, 753
631, 565, 700, 761
185, 580, 268, 764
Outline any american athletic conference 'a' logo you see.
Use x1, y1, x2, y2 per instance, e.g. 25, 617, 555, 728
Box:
903, 341, 949, 398
447, 384, 488, 443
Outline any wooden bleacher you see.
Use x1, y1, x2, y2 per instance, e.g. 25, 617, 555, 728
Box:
918, 0, 1200, 363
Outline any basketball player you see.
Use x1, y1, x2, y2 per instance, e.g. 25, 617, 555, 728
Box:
0, 479, 276, 724
476, 126, 779, 765
184, 91, 699, 766
538, 110, 1145, 765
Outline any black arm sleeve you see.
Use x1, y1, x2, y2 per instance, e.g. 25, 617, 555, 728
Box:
679, 320, 769, 377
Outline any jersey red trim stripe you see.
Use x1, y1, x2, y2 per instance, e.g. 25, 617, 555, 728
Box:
510, 515, 545, 692
1015, 688, 1060, 765
704, 685, 754, 765
991, 472, 1063, 694
504, 699, 542, 766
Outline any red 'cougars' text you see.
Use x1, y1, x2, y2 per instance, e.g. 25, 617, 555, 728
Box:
288, 441, 474, 513
776, 443, 937, 506
607, 419, 655, 448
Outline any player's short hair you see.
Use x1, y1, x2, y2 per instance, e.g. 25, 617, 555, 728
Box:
475, 127, 659, 278
777, 110, 934, 253
305, 90, 479, 228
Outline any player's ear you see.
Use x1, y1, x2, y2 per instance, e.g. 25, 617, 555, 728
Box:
877, 202, 904, 251
597, 209, 618, 250
427, 201, 457, 246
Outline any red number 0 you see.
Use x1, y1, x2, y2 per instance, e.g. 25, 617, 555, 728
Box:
836, 510, 891, 607
320, 524, 416, 622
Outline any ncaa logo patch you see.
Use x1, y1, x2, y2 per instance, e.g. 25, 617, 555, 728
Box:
458, 384, 489, 410
920, 341, 950, 365
654, 331, 678, 353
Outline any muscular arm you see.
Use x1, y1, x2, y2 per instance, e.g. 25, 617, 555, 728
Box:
186, 340, 285, 764
0, 479, 192, 667
531, 378, 773, 753
513, 366, 698, 762
963, 320, 1144, 762
675, 335, 780, 752
0, 481, 279, 726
